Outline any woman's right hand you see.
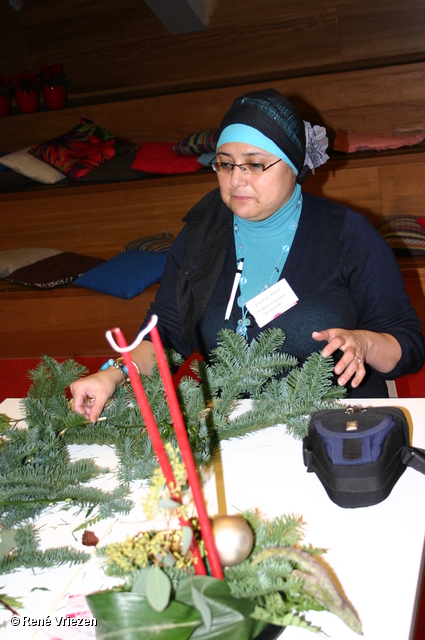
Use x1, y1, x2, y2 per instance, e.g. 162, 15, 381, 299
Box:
70, 341, 156, 423
69, 368, 122, 423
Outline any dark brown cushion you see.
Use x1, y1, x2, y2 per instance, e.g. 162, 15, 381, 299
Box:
6, 252, 106, 288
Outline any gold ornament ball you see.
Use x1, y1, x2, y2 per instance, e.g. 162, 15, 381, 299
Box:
210, 515, 254, 567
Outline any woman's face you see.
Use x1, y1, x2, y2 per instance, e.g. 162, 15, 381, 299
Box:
215, 142, 297, 221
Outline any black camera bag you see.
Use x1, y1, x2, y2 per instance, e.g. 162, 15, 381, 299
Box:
303, 405, 425, 508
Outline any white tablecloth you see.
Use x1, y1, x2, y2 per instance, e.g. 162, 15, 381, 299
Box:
1, 397, 425, 640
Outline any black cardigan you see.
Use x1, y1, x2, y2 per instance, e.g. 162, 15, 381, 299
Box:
146, 189, 425, 398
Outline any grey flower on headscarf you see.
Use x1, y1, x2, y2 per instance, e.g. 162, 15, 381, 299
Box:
304, 121, 329, 173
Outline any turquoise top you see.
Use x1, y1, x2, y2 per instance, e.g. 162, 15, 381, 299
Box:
233, 183, 302, 302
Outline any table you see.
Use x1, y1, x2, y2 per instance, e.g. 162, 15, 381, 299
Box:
1, 397, 425, 640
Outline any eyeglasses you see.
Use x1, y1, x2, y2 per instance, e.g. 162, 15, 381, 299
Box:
210, 158, 282, 175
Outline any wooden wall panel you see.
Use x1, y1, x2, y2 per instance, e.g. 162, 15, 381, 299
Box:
20, 2, 110, 55
0, 174, 217, 257
1, 1, 425, 106
379, 162, 425, 218
339, 0, 425, 62
303, 166, 382, 224
0, 2, 26, 59
0, 286, 155, 358
61, 8, 341, 98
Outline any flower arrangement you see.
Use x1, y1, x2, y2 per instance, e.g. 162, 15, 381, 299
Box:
38, 63, 70, 88
10, 70, 39, 95
85, 321, 361, 638
0, 331, 352, 635
86, 444, 363, 639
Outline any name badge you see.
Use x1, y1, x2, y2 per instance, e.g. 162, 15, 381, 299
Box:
246, 279, 298, 328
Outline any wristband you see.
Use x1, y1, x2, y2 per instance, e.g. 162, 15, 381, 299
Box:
100, 357, 140, 385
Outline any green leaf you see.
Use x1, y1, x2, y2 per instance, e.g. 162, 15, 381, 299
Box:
176, 576, 268, 640
0, 594, 24, 610
157, 498, 181, 509
0, 530, 17, 557
131, 568, 150, 594
160, 550, 177, 567
191, 584, 212, 631
181, 526, 193, 555
146, 565, 172, 612
86, 591, 201, 640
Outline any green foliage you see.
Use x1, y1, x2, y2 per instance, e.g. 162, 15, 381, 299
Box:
0, 591, 24, 615
223, 510, 362, 635
0, 329, 345, 577
0, 524, 90, 574
96, 506, 361, 636
86, 590, 201, 640
145, 565, 172, 611
87, 575, 268, 640
176, 576, 267, 639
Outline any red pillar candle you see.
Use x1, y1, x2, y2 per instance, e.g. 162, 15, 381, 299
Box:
148, 322, 224, 580
109, 326, 207, 576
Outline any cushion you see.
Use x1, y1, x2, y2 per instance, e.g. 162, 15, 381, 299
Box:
173, 128, 219, 156
378, 216, 425, 256
73, 250, 168, 299
122, 231, 175, 253
417, 217, 425, 232
333, 131, 425, 153
0, 153, 10, 172
0, 147, 66, 184
29, 116, 139, 181
131, 141, 204, 175
0, 169, 36, 192
0, 248, 63, 278
77, 150, 148, 183
6, 252, 106, 288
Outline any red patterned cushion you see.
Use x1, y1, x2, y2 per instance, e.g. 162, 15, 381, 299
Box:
29, 117, 139, 181
131, 141, 203, 174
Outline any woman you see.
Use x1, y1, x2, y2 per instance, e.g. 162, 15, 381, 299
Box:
71, 89, 425, 423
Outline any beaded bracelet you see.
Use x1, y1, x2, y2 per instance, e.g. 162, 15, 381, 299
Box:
100, 357, 140, 385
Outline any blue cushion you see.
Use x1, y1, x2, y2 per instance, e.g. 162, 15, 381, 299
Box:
73, 250, 167, 299
0, 153, 11, 172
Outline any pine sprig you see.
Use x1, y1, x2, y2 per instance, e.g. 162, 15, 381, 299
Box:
0, 545, 90, 574
0, 524, 90, 575
201, 329, 298, 417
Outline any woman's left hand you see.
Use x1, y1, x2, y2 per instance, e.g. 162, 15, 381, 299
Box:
312, 328, 368, 388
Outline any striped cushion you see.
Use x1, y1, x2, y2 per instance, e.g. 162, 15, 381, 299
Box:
122, 231, 175, 253
378, 216, 425, 256
173, 128, 219, 156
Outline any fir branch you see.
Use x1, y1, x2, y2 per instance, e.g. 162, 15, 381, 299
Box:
0, 547, 90, 574
0, 524, 90, 575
